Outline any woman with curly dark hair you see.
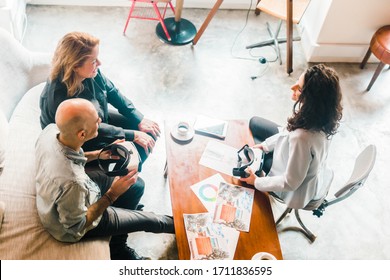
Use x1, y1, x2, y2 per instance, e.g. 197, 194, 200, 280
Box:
241, 64, 343, 209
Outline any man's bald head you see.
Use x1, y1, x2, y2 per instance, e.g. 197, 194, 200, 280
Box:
55, 98, 98, 139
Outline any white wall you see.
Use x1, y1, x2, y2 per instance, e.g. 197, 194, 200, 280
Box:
28, 0, 390, 62
28, 0, 256, 10
300, 0, 390, 62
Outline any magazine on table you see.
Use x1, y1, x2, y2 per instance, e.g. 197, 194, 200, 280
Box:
213, 182, 255, 232
186, 166, 255, 259
183, 213, 239, 260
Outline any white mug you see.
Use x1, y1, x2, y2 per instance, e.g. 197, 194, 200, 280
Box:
251, 252, 277, 260
177, 122, 190, 136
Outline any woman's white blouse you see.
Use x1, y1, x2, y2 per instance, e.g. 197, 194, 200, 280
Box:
255, 128, 332, 209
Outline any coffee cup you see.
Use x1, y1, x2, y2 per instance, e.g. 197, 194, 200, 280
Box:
251, 252, 276, 260
177, 122, 190, 136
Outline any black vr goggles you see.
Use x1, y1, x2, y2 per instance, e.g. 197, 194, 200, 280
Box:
232, 144, 264, 178
98, 141, 141, 177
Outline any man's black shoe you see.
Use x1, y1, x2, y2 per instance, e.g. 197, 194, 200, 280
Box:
110, 245, 151, 260
136, 203, 144, 211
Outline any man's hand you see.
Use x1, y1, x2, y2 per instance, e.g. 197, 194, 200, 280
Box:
85, 169, 138, 229
138, 118, 161, 140
134, 131, 155, 155
98, 139, 125, 160
107, 169, 139, 201
85, 139, 126, 162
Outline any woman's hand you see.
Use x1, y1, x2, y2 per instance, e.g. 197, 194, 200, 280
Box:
134, 131, 155, 155
239, 167, 258, 186
138, 118, 161, 140
252, 144, 265, 150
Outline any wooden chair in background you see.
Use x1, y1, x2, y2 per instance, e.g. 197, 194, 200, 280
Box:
360, 25, 390, 91
247, 0, 311, 66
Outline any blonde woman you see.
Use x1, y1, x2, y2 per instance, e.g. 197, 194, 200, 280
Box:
40, 31, 159, 163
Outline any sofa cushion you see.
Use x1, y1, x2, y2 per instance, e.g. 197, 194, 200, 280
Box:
0, 201, 4, 230
0, 110, 7, 174
0, 83, 110, 259
0, 83, 44, 195
0, 191, 110, 259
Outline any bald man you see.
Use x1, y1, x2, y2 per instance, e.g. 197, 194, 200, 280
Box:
35, 98, 174, 260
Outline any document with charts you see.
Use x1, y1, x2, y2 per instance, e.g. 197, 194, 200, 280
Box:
190, 173, 226, 214
199, 140, 238, 176
183, 213, 239, 260
213, 182, 254, 232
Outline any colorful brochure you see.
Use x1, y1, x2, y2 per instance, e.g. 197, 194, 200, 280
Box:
183, 213, 239, 260
213, 182, 255, 232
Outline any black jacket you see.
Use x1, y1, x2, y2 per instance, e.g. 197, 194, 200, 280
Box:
40, 69, 144, 149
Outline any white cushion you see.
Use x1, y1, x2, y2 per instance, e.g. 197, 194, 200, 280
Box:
0, 201, 4, 230
0, 111, 8, 174
0, 28, 50, 120
0, 83, 44, 194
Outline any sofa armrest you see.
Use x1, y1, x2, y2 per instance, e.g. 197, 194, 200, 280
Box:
0, 27, 51, 120
0, 110, 8, 174
29, 51, 51, 91
0, 201, 5, 231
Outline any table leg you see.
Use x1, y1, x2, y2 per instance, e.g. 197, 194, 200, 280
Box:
156, 0, 197, 45
255, 0, 261, 15
286, 0, 293, 74
164, 160, 168, 178
192, 0, 224, 46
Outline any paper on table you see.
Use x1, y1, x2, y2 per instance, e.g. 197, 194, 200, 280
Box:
199, 140, 238, 176
190, 173, 226, 214
213, 182, 255, 232
183, 212, 240, 260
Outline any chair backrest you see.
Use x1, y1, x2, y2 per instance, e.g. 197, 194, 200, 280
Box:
257, 0, 311, 24
329, 145, 377, 206
303, 167, 334, 210
311, 145, 376, 217
335, 145, 376, 196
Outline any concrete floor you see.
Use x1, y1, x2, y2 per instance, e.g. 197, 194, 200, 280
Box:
23, 4, 390, 260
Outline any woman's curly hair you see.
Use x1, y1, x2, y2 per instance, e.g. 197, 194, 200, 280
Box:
287, 64, 343, 138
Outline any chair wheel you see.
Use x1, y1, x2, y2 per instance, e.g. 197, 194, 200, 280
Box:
312, 209, 324, 218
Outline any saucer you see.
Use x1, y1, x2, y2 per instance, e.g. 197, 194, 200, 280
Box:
251, 252, 277, 260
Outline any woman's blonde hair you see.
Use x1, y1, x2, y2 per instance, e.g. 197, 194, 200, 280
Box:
50, 32, 100, 97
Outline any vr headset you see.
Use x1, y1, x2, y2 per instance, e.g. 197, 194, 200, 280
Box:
98, 141, 141, 176
232, 144, 264, 178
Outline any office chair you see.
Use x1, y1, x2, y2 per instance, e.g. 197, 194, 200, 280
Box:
123, 0, 175, 41
275, 144, 377, 243
247, 0, 311, 65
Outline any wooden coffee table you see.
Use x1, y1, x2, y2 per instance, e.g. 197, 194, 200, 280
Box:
164, 120, 283, 260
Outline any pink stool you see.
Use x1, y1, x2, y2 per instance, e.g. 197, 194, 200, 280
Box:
360, 25, 390, 91
123, 0, 175, 41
